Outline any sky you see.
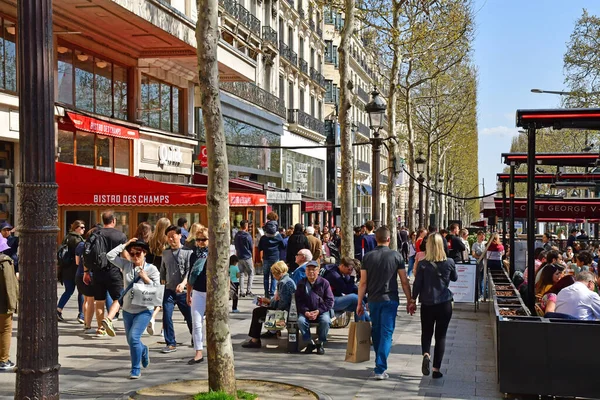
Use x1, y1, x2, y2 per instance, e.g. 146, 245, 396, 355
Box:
474, 0, 600, 195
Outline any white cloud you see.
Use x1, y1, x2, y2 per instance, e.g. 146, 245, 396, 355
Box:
480, 126, 520, 138
503, 112, 515, 122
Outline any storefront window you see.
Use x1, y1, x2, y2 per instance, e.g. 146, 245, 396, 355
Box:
58, 129, 131, 175
137, 212, 168, 227
281, 150, 325, 199
57, 44, 128, 119
114, 212, 130, 236
64, 210, 96, 236
0, 19, 17, 93
173, 213, 202, 228
141, 75, 182, 133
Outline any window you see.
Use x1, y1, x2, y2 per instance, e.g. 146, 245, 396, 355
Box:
57, 45, 128, 119
0, 18, 16, 93
288, 81, 294, 109
318, 101, 322, 120
299, 37, 304, 59
285, 163, 292, 183
299, 88, 305, 111
332, 45, 338, 68
325, 41, 333, 63
325, 80, 333, 103
140, 75, 182, 133
310, 95, 315, 117
279, 75, 285, 100
57, 130, 131, 175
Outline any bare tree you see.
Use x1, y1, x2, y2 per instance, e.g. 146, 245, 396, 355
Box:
196, 0, 236, 393
338, 0, 356, 259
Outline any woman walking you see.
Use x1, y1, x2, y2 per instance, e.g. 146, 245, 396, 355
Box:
412, 233, 458, 379
186, 227, 209, 365
107, 238, 160, 379
146, 217, 170, 335
76, 226, 99, 333
57, 220, 86, 323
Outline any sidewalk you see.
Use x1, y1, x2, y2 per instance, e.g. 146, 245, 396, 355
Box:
0, 280, 502, 399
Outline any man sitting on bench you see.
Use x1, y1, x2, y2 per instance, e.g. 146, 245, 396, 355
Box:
322, 257, 370, 322
295, 261, 334, 355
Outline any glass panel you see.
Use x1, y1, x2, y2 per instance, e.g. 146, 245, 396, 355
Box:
75, 51, 94, 112
173, 212, 202, 231
0, 24, 5, 90
64, 210, 95, 237
114, 212, 130, 236
172, 87, 180, 133
94, 58, 112, 117
113, 64, 128, 120
75, 131, 95, 168
96, 135, 113, 172
137, 212, 168, 227
57, 130, 74, 164
4, 22, 16, 92
230, 210, 245, 241
114, 137, 130, 175
140, 75, 150, 125
160, 83, 171, 131
57, 48, 74, 104
148, 79, 160, 129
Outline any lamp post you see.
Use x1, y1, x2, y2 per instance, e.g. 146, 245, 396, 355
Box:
365, 87, 386, 228
415, 151, 426, 229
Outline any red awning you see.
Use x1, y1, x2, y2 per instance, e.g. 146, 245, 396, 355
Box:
471, 219, 488, 227
494, 198, 600, 220
63, 112, 139, 139
56, 162, 205, 207
302, 200, 332, 212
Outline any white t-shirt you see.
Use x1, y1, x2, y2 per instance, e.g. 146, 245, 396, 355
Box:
555, 281, 600, 320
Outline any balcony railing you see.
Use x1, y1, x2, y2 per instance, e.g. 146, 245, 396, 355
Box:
219, 81, 286, 119
299, 58, 308, 75
249, 14, 260, 35
357, 160, 370, 174
237, 4, 250, 28
357, 86, 369, 103
298, 6, 305, 19
262, 26, 277, 46
288, 109, 325, 135
310, 67, 326, 87
219, 0, 260, 35
221, 0, 238, 17
317, 25, 322, 38
279, 41, 297, 66
357, 122, 370, 137
309, 19, 315, 31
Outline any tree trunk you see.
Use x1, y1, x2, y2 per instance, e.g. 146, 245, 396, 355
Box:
386, 0, 402, 250
196, 0, 236, 394
338, 0, 355, 259
15, 0, 60, 397
406, 88, 416, 231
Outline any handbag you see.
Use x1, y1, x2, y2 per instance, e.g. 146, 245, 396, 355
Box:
131, 282, 165, 307
263, 309, 287, 331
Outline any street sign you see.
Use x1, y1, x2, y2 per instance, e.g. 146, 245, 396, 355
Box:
199, 145, 208, 168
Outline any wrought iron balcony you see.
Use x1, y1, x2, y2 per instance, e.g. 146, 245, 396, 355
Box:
288, 109, 325, 135
357, 86, 369, 103
298, 6, 305, 19
357, 122, 371, 137
221, 0, 238, 17
237, 4, 250, 28
309, 19, 315, 31
279, 41, 297, 66
299, 58, 308, 75
317, 25, 322, 38
357, 160, 370, 174
249, 14, 260, 35
262, 26, 277, 47
219, 81, 286, 119
310, 67, 326, 87
220, 0, 260, 35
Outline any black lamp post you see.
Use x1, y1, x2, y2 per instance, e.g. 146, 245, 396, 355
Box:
415, 151, 426, 228
365, 87, 386, 228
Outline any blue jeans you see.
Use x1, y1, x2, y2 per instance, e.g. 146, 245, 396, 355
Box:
334, 294, 370, 322
263, 259, 278, 297
122, 310, 152, 376
57, 279, 84, 317
408, 256, 416, 277
369, 300, 399, 374
162, 289, 193, 347
298, 312, 331, 343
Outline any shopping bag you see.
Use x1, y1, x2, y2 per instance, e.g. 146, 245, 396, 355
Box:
345, 321, 371, 363
263, 309, 288, 331
131, 283, 165, 307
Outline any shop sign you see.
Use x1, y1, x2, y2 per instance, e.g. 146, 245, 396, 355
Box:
495, 199, 600, 219
66, 112, 139, 139
158, 145, 183, 166
230, 193, 266, 206
199, 146, 208, 168
295, 162, 308, 193
93, 194, 171, 205
302, 200, 332, 212
267, 191, 302, 204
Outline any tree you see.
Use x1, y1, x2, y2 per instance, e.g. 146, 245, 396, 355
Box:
196, 0, 236, 393
338, 0, 356, 259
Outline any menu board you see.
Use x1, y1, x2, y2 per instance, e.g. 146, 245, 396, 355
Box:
449, 262, 477, 303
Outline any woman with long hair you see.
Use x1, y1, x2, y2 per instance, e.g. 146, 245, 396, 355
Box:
146, 217, 170, 335
535, 263, 564, 296
185, 223, 204, 247
133, 222, 153, 244
483, 233, 504, 271
75, 226, 99, 333
186, 227, 209, 364
407, 231, 417, 277
57, 220, 86, 323
412, 233, 458, 379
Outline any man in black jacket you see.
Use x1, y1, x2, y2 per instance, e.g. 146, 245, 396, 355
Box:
285, 223, 309, 272
322, 258, 369, 321
446, 223, 466, 263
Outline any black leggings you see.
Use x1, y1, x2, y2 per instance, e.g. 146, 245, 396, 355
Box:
420, 301, 453, 369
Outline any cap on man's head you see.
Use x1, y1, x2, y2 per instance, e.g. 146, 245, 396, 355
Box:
306, 261, 320, 269
0, 222, 13, 231
305, 226, 315, 235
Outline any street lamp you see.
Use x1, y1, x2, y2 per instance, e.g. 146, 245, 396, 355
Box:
365, 87, 387, 228
415, 150, 426, 228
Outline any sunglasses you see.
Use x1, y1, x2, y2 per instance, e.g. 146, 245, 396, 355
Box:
196, 237, 208, 242
78, 226, 85, 230
129, 250, 143, 257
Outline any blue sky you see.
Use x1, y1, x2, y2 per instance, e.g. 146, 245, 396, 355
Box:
474, 0, 600, 195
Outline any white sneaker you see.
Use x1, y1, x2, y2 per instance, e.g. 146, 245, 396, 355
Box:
374, 372, 389, 380
147, 319, 155, 336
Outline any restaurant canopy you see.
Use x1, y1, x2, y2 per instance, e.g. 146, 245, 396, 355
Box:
502, 152, 599, 168
493, 197, 600, 219
497, 172, 600, 183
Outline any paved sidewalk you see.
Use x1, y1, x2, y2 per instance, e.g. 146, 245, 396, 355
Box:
0, 281, 502, 399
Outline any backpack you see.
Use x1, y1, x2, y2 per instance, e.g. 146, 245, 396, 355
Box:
57, 236, 75, 269
83, 230, 108, 272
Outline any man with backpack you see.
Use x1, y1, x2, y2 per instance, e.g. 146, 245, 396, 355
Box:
321, 258, 369, 322
86, 211, 126, 338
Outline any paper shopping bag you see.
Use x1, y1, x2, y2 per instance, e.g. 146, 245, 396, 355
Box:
345, 321, 371, 363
